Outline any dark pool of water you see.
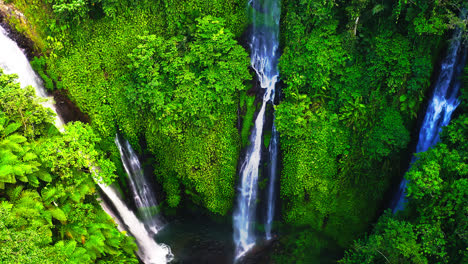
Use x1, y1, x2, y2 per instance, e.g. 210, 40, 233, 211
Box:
156, 215, 236, 264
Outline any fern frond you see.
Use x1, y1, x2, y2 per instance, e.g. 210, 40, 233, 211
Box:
41, 187, 58, 204
6, 185, 24, 201
49, 207, 67, 222
3, 122, 21, 137
6, 134, 27, 144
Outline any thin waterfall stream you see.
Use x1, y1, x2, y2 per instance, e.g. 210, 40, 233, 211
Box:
391, 21, 467, 212
0, 24, 173, 264
233, 0, 281, 260
115, 135, 164, 234
265, 122, 278, 240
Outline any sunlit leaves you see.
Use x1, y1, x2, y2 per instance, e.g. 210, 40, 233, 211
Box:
127, 16, 249, 138
0, 70, 56, 139
0, 113, 41, 189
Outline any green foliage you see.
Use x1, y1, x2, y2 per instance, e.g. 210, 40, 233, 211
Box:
123, 16, 250, 214
273, 228, 342, 264
275, 93, 317, 138
341, 110, 468, 263
47, 0, 90, 21
31, 56, 63, 90
161, 0, 248, 37
22, 0, 250, 215
148, 106, 241, 214
460, 66, 468, 111
239, 93, 256, 146
45, 0, 127, 21
280, 21, 347, 99
0, 113, 42, 189
275, 0, 461, 260
0, 198, 62, 264
38, 121, 117, 185
0, 69, 56, 139
0, 75, 138, 263
127, 16, 249, 137
277, 98, 382, 247
365, 108, 410, 161
4, 0, 467, 262
341, 212, 428, 264
396, 0, 467, 35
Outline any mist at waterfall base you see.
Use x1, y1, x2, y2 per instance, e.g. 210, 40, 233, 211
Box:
0, 24, 173, 264
391, 27, 468, 212
233, 0, 281, 260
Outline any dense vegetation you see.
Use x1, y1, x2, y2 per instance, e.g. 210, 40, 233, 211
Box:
275, 0, 467, 261
341, 68, 468, 263
0, 0, 466, 263
0, 70, 138, 263
7, 0, 250, 215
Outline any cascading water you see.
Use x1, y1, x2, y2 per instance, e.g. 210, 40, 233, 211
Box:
233, 0, 281, 259
0, 24, 173, 264
391, 23, 467, 212
0, 25, 63, 129
115, 135, 163, 234
97, 182, 173, 263
265, 122, 278, 240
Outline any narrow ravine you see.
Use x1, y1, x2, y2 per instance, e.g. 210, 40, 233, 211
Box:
233, 0, 281, 260
391, 20, 468, 212
0, 23, 173, 264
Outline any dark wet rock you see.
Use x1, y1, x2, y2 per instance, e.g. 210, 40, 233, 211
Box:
0, 7, 37, 59
52, 89, 90, 124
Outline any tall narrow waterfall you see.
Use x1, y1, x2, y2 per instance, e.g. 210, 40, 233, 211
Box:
265, 122, 278, 240
115, 135, 163, 234
233, 0, 281, 259
0, 24, 172, 264
392, 24, 467, 212
0, 25, 63, 129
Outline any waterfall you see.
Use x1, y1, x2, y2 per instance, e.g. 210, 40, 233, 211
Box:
0, 24, 173, 264
0, 25, 63, 129
265, 122, 278, 240
115, 135, 163, 234
233, 0, 281, 259
391, 23, 468, 212
97, 182, 173, 263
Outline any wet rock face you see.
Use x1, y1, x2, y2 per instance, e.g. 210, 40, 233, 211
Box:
0, 4, 37, 59
52, 89, 91, 124
237, 238, 278, 264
